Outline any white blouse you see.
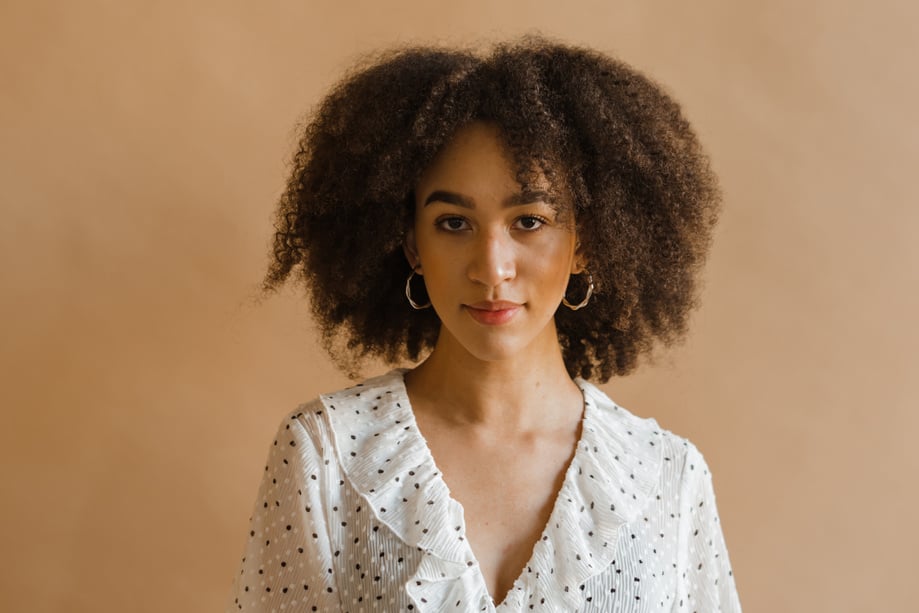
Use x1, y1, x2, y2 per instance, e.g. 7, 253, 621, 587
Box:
226, 370, 741, 612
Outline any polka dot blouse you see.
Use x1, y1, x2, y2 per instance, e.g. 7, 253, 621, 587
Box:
226, 370, 741, 612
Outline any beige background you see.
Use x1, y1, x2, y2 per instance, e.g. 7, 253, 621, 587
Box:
2, 1, 916, 611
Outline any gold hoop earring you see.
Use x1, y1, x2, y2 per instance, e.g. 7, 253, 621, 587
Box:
563, 271, 594, 310
405, 268, 431, 310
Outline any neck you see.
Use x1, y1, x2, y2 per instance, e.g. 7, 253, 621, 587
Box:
404, 325, 583, 434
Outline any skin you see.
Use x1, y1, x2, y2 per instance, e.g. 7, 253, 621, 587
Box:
403, 122, 589, 605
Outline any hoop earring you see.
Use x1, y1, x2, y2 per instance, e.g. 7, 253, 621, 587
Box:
405, 268, 431, 310
563, 271, 594, 310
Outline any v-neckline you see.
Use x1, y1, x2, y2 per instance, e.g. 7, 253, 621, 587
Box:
393, 370, 592, 609
319, 368, 663, 612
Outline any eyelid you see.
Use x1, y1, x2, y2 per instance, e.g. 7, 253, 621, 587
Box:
434, 214, 471, 232
513, 214, 551, 230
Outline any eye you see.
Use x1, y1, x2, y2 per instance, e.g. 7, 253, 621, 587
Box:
514, 215, 548, 231
436, 216, 470, 232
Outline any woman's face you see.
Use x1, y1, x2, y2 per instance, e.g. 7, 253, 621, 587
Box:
406, 121, 582, 364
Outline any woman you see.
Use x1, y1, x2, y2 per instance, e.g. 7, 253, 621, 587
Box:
227, 37, 741, 612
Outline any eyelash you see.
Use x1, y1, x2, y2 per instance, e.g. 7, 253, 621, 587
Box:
435, 215, 550, 232
515, 215, 550, 231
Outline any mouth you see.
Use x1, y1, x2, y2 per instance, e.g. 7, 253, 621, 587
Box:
463, 301, 523, 325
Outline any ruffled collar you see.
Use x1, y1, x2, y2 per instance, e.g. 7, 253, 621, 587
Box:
321, 370, 663, 612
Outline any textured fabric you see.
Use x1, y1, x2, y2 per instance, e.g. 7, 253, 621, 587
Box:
226, 370, 741, 612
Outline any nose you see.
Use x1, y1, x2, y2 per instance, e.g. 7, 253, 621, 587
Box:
467, 229, 516, 288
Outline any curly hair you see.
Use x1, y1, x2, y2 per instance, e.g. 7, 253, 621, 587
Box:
264, 37, 720, 382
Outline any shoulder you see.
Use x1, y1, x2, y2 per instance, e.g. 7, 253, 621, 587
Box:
268, 369, 411, 465
259, 399, 337, 481
317, 369, 408, 412
277, 369, 406, 431
576, 377, 712, 490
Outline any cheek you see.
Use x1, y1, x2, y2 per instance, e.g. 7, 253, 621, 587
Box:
535, 258, 576, 292
413, 237, 459, 294
412, 217, 439, 263
529, 233, 577, 275
414, 233, 449, 271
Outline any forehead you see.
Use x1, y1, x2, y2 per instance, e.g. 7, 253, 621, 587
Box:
415, 121, 560, 205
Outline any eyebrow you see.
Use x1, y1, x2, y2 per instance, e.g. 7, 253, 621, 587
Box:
423, 189, 554, 208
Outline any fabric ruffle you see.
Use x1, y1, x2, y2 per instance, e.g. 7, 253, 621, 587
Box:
321, 370, 663, 612
506, 380, 663, 610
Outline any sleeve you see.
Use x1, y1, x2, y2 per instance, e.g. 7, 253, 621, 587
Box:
674, 444, 742, 612
225, 407, 343, 612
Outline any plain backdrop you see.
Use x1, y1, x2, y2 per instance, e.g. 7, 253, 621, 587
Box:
2, 1, 916, 611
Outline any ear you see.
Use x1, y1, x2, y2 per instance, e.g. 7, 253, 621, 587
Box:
403, 228, 421, 273
570, 236, 587, 274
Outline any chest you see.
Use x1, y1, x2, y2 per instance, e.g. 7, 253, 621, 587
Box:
421, 427, 578, 603
329, 478, 681, 613
441, 442, 568, 524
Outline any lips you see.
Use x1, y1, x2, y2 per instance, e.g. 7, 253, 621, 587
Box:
463, 301, 522, 325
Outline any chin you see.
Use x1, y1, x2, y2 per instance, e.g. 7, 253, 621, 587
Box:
434, 311, 560, 365
450, 328, 546, 365
464, 343, 526, 364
